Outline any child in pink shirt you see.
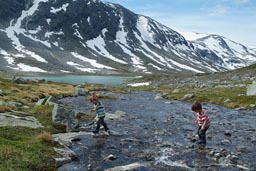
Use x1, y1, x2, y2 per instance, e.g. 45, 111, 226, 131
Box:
192, 101, 210, 145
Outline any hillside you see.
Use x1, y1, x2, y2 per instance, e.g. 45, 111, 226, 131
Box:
0, 0, 255, 74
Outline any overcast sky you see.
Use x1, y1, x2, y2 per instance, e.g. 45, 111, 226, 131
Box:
104, 0, 256, 46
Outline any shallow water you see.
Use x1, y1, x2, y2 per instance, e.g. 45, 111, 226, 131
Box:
58, 91, 256, 171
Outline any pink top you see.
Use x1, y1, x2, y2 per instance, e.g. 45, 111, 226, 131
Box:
196, 110, 210, 127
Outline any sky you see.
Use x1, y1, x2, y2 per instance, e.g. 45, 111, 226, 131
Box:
104, 0, 256, 46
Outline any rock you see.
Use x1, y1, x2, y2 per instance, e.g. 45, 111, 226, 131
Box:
12, 77, 26, 84
52, 104, 79, 132
154, 93, 163, 100
221, 139, 232, 145
172, 89, 180, 93
103, 154, 118, 161
0, 101, 23, 107
249, 104, 256, 108
106, 110, 126, 120
235, 107, 247, 110
36, 96, 59, 106
55, 157, 72, 168
53, 132, 91, 147
218, 157, 231, 165
73, 87, 89, 96
246, 81, 256, 96
224, 99, 232, 103
104, 162, 150, 171
224, 130, 232, 137
54, 147, 77, 167
182, 94, 194, 100
0, 89, 5, 96
0, 113, 43, 128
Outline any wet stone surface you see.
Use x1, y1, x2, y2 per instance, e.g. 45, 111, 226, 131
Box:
58, 91, 256, 171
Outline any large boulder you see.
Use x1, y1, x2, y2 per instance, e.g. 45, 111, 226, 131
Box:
246, 81, 256, 96
52, 104, 79, 132
36, 96, 59, 106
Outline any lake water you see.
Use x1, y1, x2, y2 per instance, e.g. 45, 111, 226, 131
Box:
22, 75, 135, 86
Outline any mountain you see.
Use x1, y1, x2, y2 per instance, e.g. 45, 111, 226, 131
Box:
0, 0, 255, 74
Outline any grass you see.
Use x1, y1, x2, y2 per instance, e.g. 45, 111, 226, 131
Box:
0, 75, 71, 170
0, 127, 59, 171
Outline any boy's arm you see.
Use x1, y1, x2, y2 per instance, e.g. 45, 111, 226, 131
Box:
201, 120, 207, 130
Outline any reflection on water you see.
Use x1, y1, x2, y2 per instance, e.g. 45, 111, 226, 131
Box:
22, 75, 134, 86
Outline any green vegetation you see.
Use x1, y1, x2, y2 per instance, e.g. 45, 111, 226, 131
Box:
0, 75, 72, 170
0, 127, 58, 171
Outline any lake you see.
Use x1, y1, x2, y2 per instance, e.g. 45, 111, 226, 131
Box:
22, 75, 135, 86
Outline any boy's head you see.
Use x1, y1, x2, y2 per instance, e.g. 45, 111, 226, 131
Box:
90, 92, 99, 104
192, 101, 202, 112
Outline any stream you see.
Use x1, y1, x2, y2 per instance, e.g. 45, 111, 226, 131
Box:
57, 91, 256, 171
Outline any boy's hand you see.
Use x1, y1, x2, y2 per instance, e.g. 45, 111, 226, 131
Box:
90, 109, 96, 112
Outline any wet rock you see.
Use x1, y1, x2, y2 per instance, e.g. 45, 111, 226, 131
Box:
54, 147, 77, 167
224, 130, 232, 137
53, 132, 91, 147
154, 93, 163, 100
218, 157, 231, 165
105, 162, 150, 171
103, 154, 117, 161
55, 157, 72, 168
235, 107, 247, 110
236, 146, 250, 153
190, 137, 197, 143
221, 139, 231, 145
106, 110, 126, 120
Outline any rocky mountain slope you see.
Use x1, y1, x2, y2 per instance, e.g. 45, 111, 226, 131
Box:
0, 0, 255, 74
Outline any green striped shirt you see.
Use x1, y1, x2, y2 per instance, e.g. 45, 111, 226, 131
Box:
94, 102, 105, 117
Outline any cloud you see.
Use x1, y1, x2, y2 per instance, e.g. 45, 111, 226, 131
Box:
223, 0, 250, 3
209, 5, 229, 16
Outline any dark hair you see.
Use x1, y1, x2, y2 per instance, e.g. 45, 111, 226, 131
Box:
191, 101, 202, 111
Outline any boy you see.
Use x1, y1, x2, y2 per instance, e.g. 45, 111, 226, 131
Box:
90, 94, 109, 135
192, 101, 210, 145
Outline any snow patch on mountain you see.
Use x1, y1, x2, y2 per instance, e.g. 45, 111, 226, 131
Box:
9, 63, 47, 72
176, 30, 209, 41
50, 3, 69, 14
67, 61, 97, 73
86, 29, 127, 64
71, 52, 114, 69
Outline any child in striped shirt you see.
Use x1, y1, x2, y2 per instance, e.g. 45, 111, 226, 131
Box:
192, 101, 210, 145
90, 94, 109, 134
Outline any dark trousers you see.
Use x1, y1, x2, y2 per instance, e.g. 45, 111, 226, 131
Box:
198, 126, 209, 143
95, 117, 109, 133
